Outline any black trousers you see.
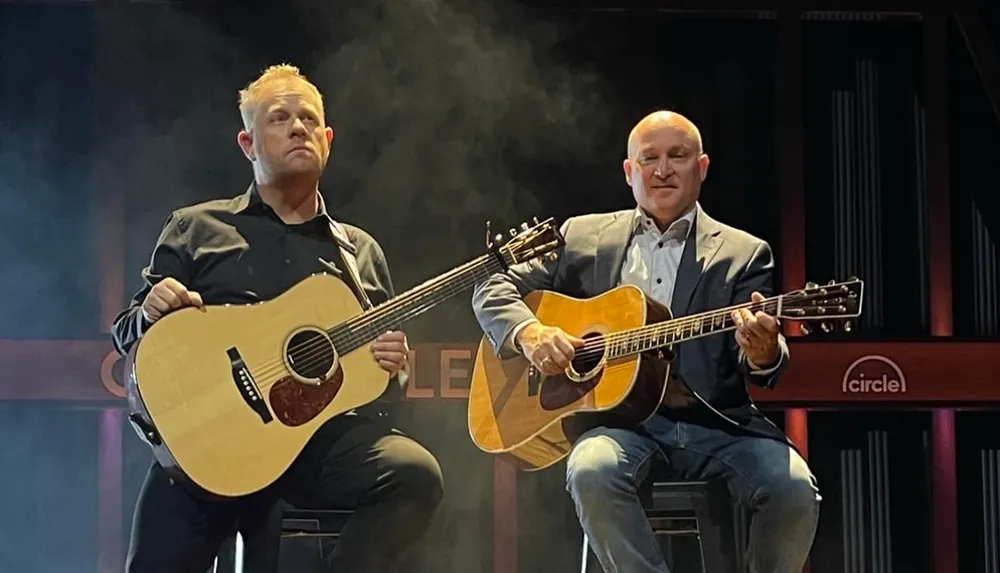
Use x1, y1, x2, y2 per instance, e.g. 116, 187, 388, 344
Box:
125, 413, 445, 573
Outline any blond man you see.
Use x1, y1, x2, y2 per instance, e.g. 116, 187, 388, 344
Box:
112, 64, 443, 573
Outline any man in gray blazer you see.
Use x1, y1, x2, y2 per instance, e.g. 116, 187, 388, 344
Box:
472, 110, 819, 572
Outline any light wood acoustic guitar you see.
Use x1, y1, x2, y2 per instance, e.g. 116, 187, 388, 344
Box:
124, 218, 564, 497
468, 278, 864, 471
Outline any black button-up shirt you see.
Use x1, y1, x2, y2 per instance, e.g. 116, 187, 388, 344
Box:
111, 185, 395, 356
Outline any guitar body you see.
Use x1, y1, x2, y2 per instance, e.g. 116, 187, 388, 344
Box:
468, 285, 675, 471
124, 273, 388, 498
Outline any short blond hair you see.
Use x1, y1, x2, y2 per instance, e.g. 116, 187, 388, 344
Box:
238, 64, 325, 130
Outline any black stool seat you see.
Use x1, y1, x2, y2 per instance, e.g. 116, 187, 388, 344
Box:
580, 480, 741, 573
212, 507, 355, 573
280, 509, 354, 538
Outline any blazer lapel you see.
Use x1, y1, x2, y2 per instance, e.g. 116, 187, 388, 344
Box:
670, 205, 724, 316
593, 211, 636, 293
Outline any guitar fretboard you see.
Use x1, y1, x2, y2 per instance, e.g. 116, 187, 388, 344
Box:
605, 299, 782, 359
325, 252, 509, 354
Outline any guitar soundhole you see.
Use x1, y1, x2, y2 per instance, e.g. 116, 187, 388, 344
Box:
569, 332, 605, 377
285, 328, 337, 382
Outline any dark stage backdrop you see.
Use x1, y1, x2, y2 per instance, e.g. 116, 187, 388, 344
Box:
0, 2, 998, 573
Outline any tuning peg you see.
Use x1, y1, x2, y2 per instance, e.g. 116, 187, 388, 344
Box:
532, 216, 540, 225
820, 322, 833, 333
805, 281, 818, 289
843, 320, 853, 332
828, 280, 836, 285
494, 233, 503, 243
520, 222, 530, 231
799, 323, 811, 335
509, 227, 518, 237
848, 276, 857, 282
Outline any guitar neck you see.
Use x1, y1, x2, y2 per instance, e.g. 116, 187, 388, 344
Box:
605, 297, 782, 359
327, 253, 508, 354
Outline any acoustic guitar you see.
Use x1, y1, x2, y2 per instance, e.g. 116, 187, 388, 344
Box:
467, 278, 863, 471
125, 218, 564, 497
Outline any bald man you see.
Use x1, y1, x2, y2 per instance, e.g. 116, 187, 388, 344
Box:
112, 64, 444, 573
472, 111, 819, 572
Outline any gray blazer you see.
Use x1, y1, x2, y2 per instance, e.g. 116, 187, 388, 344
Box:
471, 203, 790, 439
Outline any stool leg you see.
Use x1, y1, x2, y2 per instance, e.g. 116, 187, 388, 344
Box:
694, 494, 739, 573
580, 533, 590, 573
234, 532, 244, 573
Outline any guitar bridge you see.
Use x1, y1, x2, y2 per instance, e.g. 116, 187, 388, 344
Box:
227, 347, 273, 424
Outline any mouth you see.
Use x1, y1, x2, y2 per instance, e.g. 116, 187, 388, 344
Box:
287, 146, 313, 155
652, 183, 679, 190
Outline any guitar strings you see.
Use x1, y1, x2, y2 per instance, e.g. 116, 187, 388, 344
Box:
567, 288, 853, 362
245, 282, 849, 396
567, 300, 780, 362
252, 292, 781, 392
241, 255, 500, 387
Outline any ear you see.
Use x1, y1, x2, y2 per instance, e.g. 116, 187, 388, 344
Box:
325, 126, 335, 145
237, 130, 255, 161
698, 154, 710, 182
622, 158, 633, 186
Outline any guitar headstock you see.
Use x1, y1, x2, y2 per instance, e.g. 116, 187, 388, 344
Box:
778, 277, 864, 335
486, 217, 565, 268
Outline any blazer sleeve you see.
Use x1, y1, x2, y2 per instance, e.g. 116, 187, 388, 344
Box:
110, 212, 193, 356
730, 240, 790, 389
471, 218, 573, 357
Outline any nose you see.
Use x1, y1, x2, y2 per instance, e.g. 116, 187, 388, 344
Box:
289, 117, 308, 136
654, 158, 673, 178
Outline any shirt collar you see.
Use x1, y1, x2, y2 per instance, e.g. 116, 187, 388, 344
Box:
236, 182, 330, 218
632, 202, 697, 241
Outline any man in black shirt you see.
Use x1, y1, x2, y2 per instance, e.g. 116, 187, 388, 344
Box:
112, 64, 444, 573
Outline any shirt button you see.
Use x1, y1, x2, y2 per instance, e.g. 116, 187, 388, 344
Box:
656, 278, 663, 284
656, 242, 663, 249
285, 258, 291, 264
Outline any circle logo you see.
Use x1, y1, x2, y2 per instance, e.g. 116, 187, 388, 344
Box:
841, 355, 906, 394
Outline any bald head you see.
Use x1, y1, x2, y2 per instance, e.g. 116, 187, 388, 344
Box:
627, 110, 703, 159
622, 110, 709, 231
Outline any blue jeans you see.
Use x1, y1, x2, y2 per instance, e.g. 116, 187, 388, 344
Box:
565, 412, 820, 573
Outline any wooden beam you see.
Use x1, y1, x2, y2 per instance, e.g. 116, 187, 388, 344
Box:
493, 459, 518, 573
776, 8, 806, 335
924, 11, 953, 339
923, 8, 959, 573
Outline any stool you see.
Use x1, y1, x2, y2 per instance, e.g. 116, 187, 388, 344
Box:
579, 480, 741, 573
212, 507, 353, 573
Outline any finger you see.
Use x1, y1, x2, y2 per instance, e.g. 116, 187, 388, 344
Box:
754, 312, 778, 331
548, 347, 573, 369
373, 350, 407, 364
731, 310, 744, 327
380, 330, 406, 342
377, 359, 402, 372
371, 341, 407, 353
187, 291, 204, 308
552, 337, 578, 361
152, 289, 182, 311
161, 278, 190, 296
177, 289, 202, 308
539, 357, 563, 375
734, 330, 750, 348
751, 291, 766, 303
741, 327, 763, 344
